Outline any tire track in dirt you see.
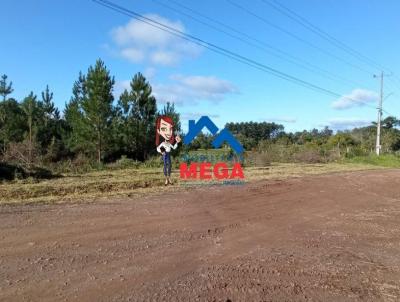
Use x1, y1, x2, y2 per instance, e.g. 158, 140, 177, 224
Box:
1, 169, 400, 301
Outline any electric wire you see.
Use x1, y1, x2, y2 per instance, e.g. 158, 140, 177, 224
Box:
92, 0, 385, 113
152, 0, 368, 88
261, 0, 388, 72
226, 0, 377, 75
261, 0, 400, 93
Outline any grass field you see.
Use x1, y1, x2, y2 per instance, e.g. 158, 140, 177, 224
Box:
344, 154, 400, 167
0, 162, 386, 205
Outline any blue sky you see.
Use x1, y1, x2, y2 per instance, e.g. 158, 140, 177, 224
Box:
2, 0, 400, 132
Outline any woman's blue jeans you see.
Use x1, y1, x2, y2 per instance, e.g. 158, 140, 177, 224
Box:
162, 152, 172, 176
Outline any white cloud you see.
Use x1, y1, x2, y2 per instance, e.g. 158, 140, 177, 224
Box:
181, 113, 220, 120
143, 67, 156, 80
112, 15, 184, 47
172, 75, 238, 95
120, 48, 145, 63
262, 117, 297, 123
324, 117, 372, 130
332, 89, 378, 110
150, 50, 178, 66
114, 74, 237, 105
152, 74, 239, 105
110, 15, 202, 66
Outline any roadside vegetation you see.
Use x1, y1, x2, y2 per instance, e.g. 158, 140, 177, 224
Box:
1, 59, 400, 203
0, 162, 382, 205
343, 154, 400, 168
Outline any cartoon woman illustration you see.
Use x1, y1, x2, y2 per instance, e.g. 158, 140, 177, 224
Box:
156, 116, 181, 185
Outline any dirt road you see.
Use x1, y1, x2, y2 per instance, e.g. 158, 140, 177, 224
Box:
1, 170, 400, 301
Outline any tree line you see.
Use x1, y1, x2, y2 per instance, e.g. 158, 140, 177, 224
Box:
0, 59, 180, 167
1, 58, 400, 170
188, 118, 400, 159
226, 119, 400, 161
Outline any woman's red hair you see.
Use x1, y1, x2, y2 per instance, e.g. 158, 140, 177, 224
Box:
156, 116, 175, 146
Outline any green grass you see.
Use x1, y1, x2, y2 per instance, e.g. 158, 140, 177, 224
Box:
344, 154, 400, 168
0, 162, 386, 205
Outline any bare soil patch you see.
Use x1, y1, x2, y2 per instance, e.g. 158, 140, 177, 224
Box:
1, 169, 399, 301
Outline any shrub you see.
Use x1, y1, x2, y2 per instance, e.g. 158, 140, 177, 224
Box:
293, 149, 325, 163
0, 162, 27, 181
0, 162, 56, 181
244, 151, 271, 167
141, 155, 163, 168
110, 155, 140, 169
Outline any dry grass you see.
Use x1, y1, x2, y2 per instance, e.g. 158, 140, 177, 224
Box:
0, 162, 383, 205
243, 162, 383, 181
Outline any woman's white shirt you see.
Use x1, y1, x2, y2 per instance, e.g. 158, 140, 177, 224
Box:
157, 141, 178, 153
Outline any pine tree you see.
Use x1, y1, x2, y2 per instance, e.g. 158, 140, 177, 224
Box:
0, 74, 14, 101
118, 72, 157, 160
21, 92, 40, 165
81, 59, 115, 163
113, 89, 133, 157
34, 85, 65, 159
41, 85, 59, 123
0, 98, 27, 153
64, 72, 89, 156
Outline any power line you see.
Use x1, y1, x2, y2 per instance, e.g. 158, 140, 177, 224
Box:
260, 0, 390, 73
382, 109, 396, 117
92, 0, 376, 109
384, 80, 399, 95
152, 0, 367, 88
155, 0, 400, 113
226, 0, 377, 76
387, 77, 400, 93
172, 0, 399, 91
261, 0, 400, 94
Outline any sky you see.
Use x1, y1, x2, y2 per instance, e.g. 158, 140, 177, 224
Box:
1, 0, 400, 133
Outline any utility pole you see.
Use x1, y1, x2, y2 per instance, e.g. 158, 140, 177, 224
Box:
374, 72, 384, 156
373, 72, 394, 155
